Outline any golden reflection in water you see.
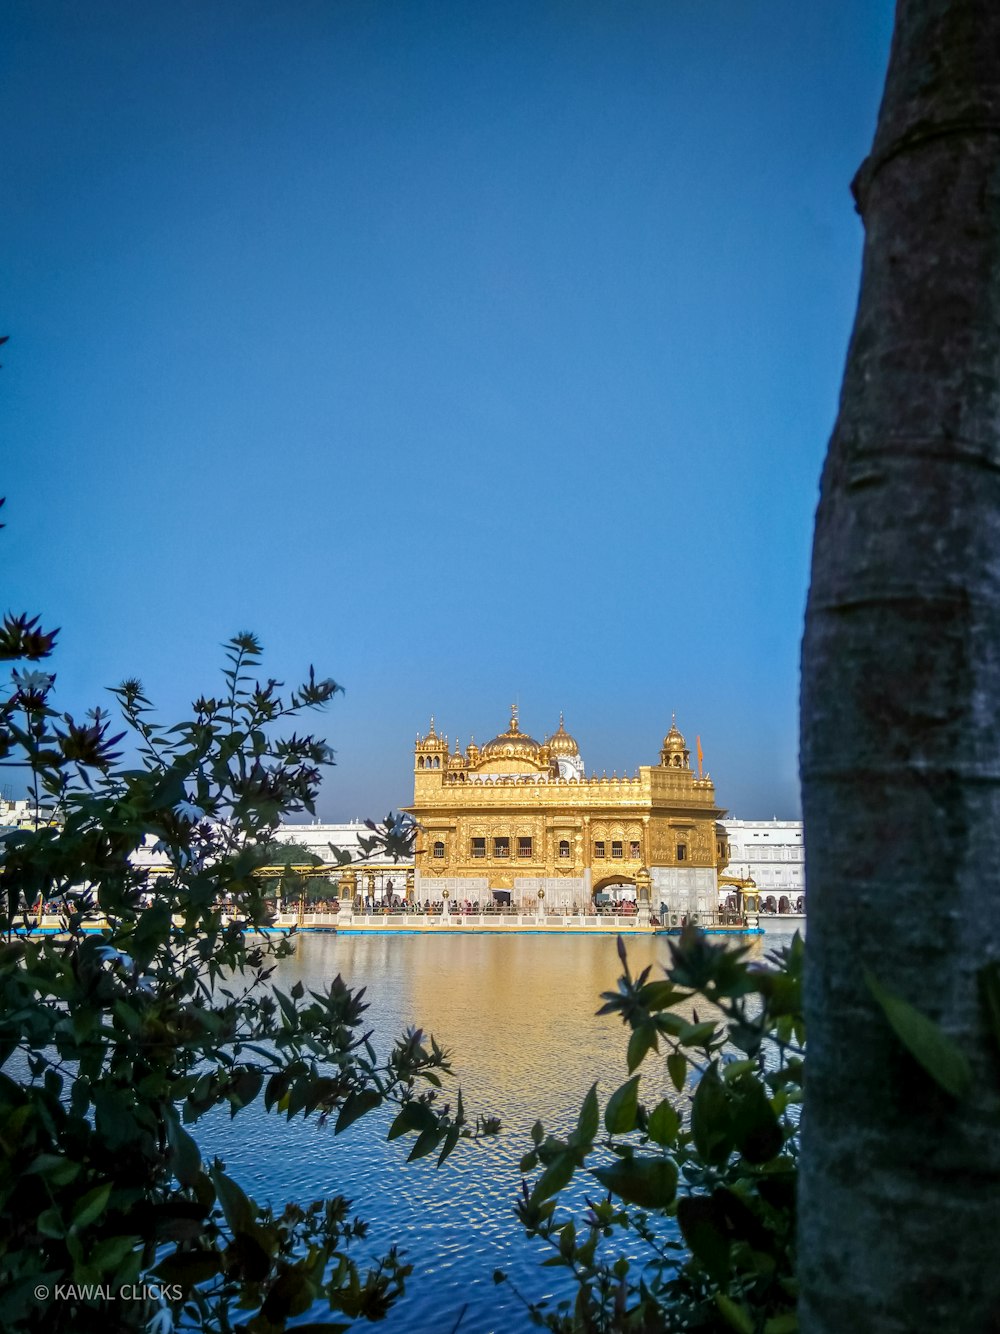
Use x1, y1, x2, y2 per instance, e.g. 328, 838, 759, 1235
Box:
215, 928, 801, 1334
277, 930, 796, 1138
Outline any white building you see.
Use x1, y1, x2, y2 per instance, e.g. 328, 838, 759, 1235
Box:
274, 820, 407, 900
721, 818, 805, 909
273, 820, 401, 865
0, 797, 56, 830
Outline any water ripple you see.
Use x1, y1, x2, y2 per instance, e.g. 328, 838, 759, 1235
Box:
200, 929, 800, 1331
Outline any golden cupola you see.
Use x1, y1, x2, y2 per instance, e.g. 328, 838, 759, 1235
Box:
447, 740, 467, 770
415, 717, 449, 769
479, 705, 544, 763
660, 715, 691, 769
546, 713, 580, 757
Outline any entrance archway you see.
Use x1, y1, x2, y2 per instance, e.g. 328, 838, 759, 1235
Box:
592, 875, 637, 915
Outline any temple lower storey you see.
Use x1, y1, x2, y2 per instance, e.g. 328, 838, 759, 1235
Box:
401, 706, 731, 922
15, 910, 764, 938
325, 912, 760, 937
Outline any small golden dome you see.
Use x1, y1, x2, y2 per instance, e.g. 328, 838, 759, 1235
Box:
416, 716, 449, 752
662, 720, 686, 752
546, 713, 579, 757
480, 704, 543, 761
660, 714, 690, 768
447, 740, 467, 769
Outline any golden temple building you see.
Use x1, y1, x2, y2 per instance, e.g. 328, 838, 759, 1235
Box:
405, 707, 730, 916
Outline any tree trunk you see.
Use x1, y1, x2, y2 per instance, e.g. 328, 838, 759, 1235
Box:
799, 2, 1000, 1330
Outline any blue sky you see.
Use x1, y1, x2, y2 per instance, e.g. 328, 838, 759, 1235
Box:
3, 1, 894, 822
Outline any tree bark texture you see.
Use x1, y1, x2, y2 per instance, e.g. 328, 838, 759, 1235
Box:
800, 2, 1000, 1330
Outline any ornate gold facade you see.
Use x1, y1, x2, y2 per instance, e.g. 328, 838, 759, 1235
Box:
405, 708, 730, 914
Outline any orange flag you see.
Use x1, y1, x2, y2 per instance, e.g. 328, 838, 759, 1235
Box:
696, 735, 704, 778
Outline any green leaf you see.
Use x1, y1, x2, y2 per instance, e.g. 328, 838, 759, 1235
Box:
264, 1070, 290, 1112
722, 1059, 756, 1083
387, 1100, 438, 1140
133, 898, 172, 959
37, 1207, 65, 1239
716, 1294, 754, 1333
592, 1156, 677, 1209
574, 1083, 599, 1145
407, 1127, 443, 1161
154, 1248, 223, 1286
210, 1164, 255, 1235
864, 968, 972, 1098
229, 1068, 264, 1111
532, 1151, 575, 1203
763, 1315, 799, 1333
166, 1110, 202, 1186
637, 979, 677, 1009
273, 986, 298, 1028
334, 1088, 382, 1134
646, 1099, 680, 1146
678, 1019, 718, 1048
729, 1074, 783, 1164
29, 1154, 80, 1187
677, 1195, 730, 1282
437, 1122, 461, 1166
667, 1051, 687, 1092
604, 1075, 640, 1135
262, 1264, 316, 1321
627, 1024, 657, 1073
71, 1182, 112, 1230
94, 1089, 138, 1149
36, 971, 76, 1000
690, 1068, 732, 1165
90, 1234, 137, 1272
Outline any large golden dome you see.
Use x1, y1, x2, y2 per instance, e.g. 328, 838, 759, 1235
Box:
480, 706, 543, 761
545, 713, 579, 757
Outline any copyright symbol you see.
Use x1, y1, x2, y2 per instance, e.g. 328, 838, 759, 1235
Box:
34, 1286, 49, 1301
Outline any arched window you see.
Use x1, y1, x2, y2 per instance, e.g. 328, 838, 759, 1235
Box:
418, 756, 424, 768
558, 840, 570, 859
432, 841, 445, 859
676, 843, 687, 862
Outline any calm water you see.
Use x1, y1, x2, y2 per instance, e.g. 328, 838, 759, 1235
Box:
201, 928, 800, 1333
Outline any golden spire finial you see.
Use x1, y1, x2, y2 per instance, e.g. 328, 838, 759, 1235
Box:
509, 702, 520, 733
429, 714, 436, 735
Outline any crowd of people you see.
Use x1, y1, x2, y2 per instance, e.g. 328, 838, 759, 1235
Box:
345, 896, 642, 916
